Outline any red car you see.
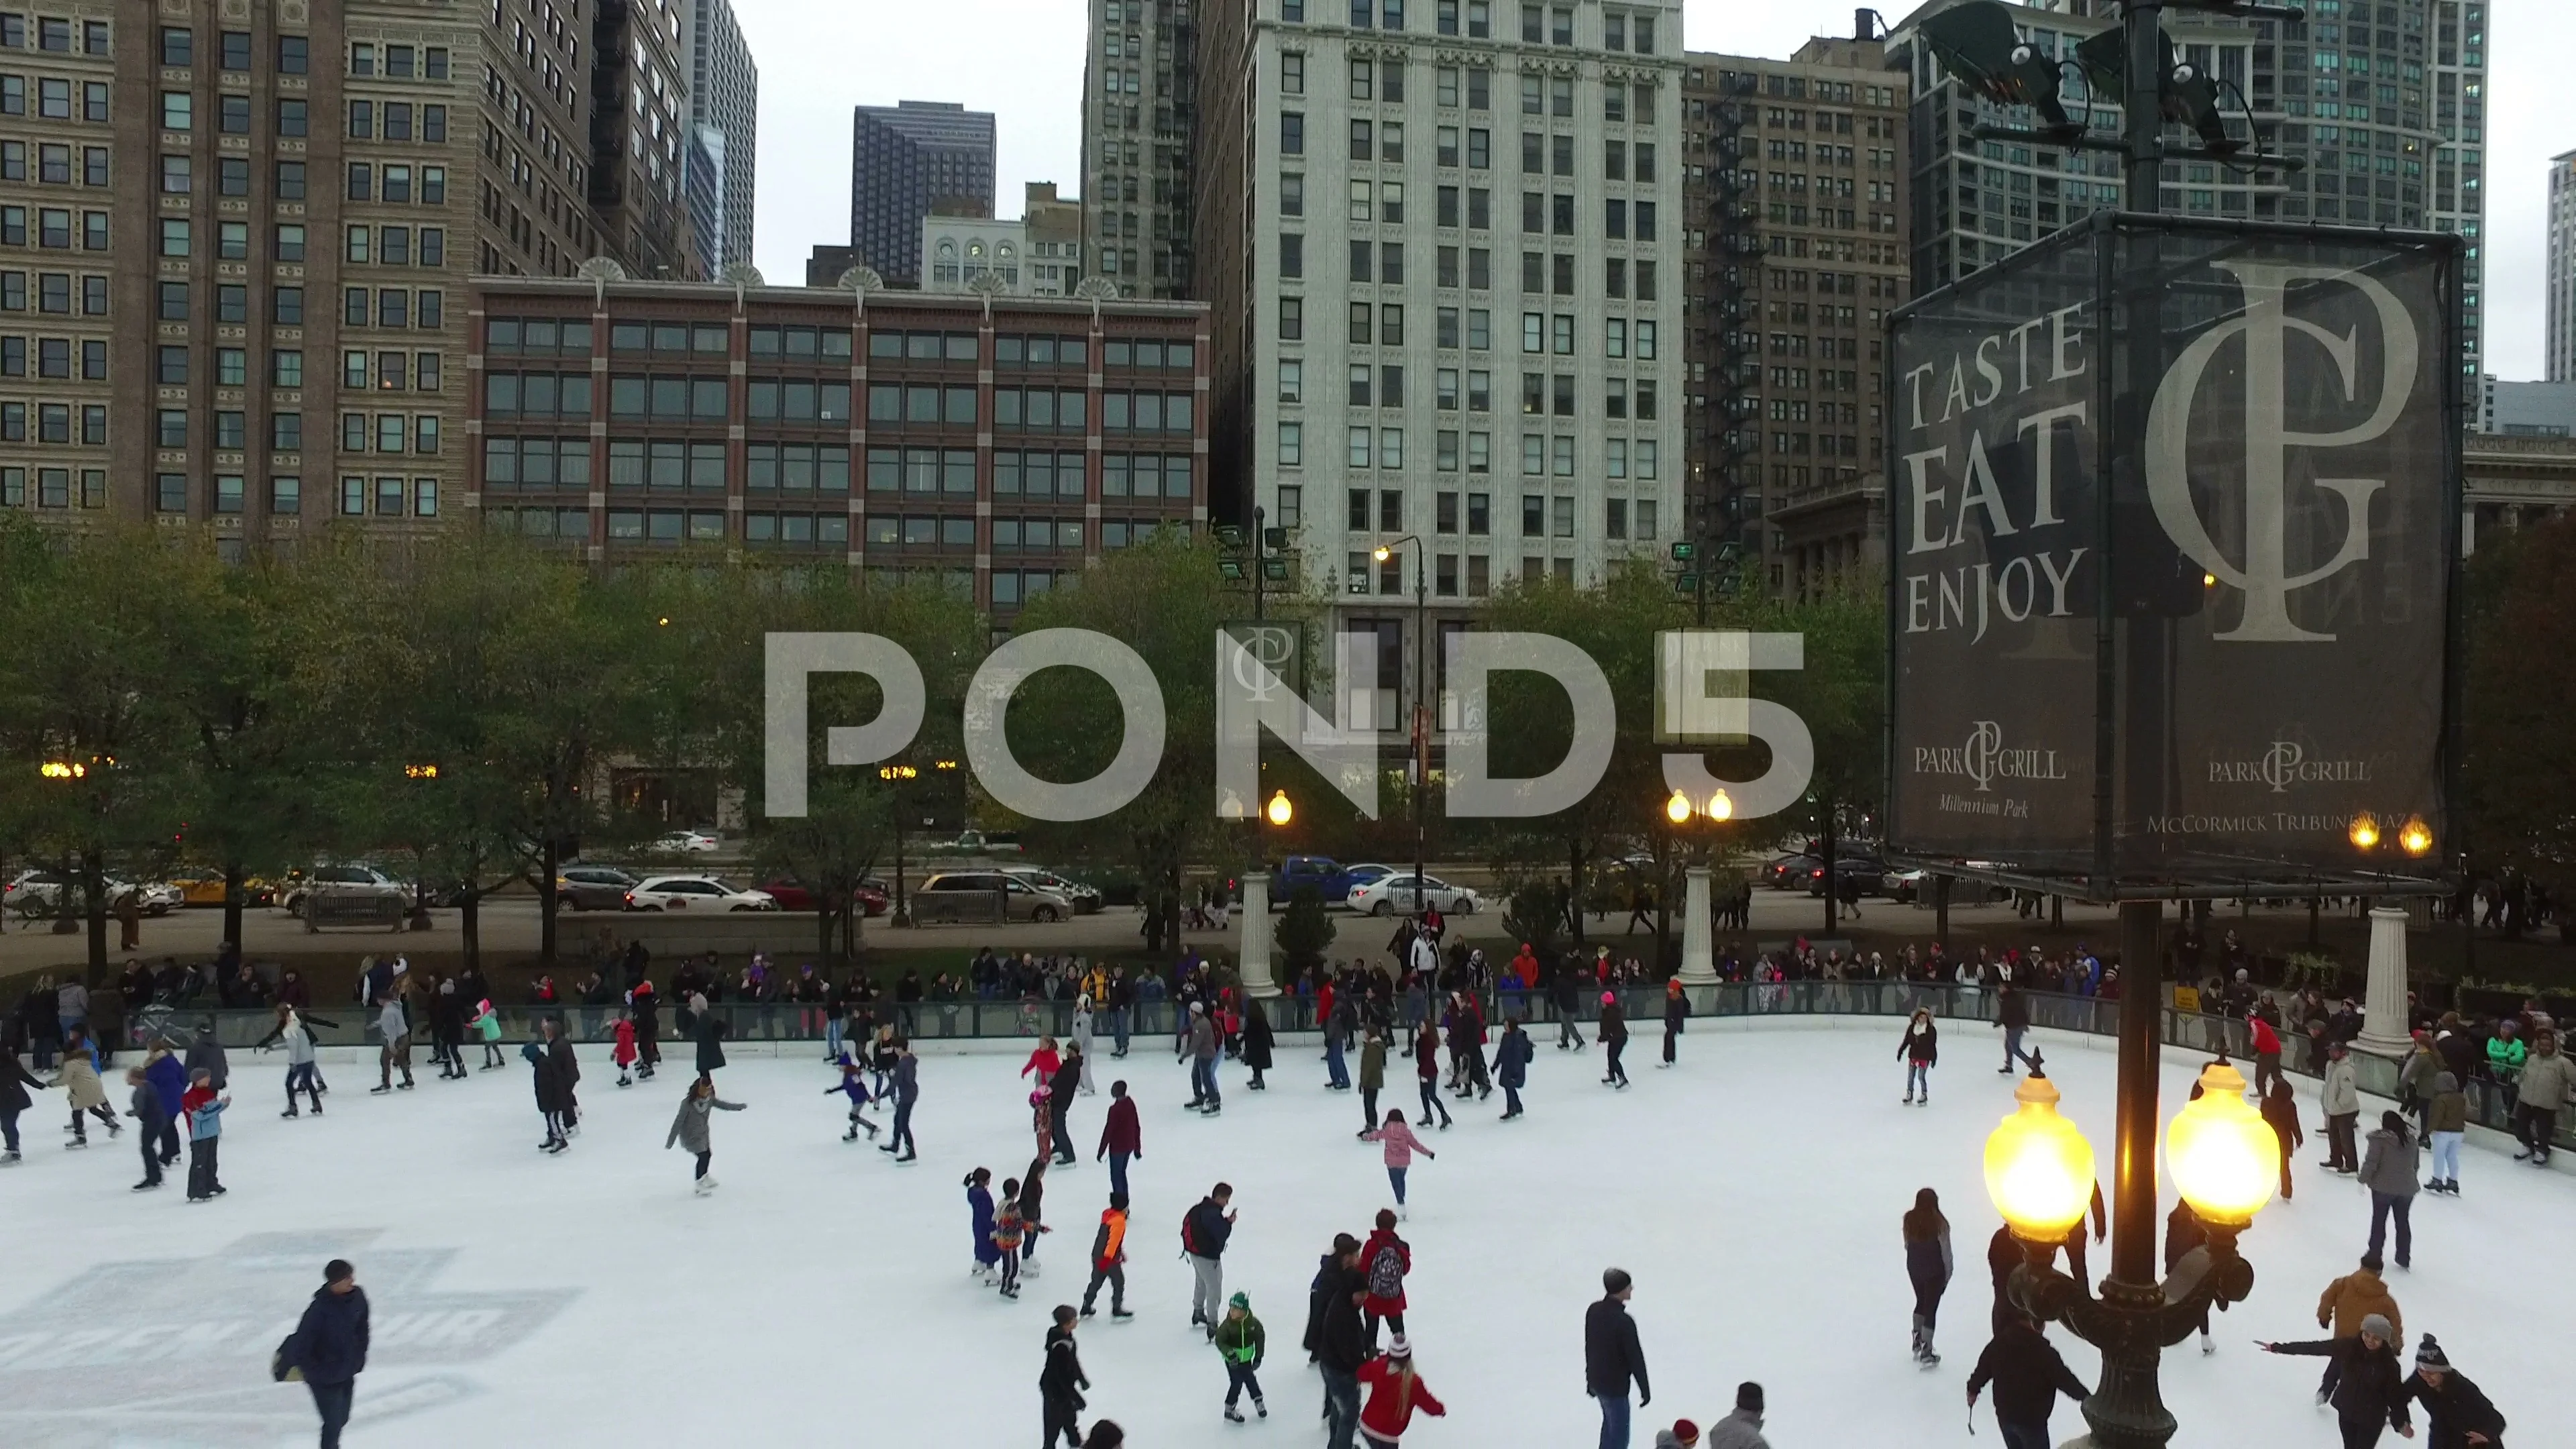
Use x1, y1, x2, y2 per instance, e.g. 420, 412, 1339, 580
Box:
757, 879, 890, 916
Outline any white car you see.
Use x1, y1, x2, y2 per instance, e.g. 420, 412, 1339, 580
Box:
5, 871, 199, 917
654, 829, 721, 854
281, 866, 411, 916
1003, 867, 1104, 914
122, 880, 185, 916
626, 875, 777, 912
1346, 873, 1481, 916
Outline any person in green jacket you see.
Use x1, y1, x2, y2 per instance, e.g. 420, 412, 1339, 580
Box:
2485, 1021, 2526, 1085
1214, 1291, 1267, 1423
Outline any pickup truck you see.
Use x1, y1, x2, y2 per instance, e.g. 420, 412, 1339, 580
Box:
1271, 856, 1393, 907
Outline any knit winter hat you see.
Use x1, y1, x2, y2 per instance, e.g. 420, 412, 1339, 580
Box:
1670, 1419, 1701, 1445
1385, 1334, 1412, 1359
1601, 991, 1616, 1005
1228, 1291, 1248, 1310
2414, 1334, 2449, 1371
2359, 1313, 2394, 1342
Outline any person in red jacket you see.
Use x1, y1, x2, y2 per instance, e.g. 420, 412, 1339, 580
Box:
2247, 1011, 2284, 1099
1511, 943, 1540, 991
1358, 1334, 1446, 1444
1358, 1208, 1411, 1346
1095, 1079, 1142, 1200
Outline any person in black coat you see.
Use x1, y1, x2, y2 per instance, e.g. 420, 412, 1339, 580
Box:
1311, 1238, 1368, 1442
1583, 1268, 1652, 1446
1, 1051, 49, 1161
694, 1008, 728, 1075
1967, 1313, 2090, 1446
1301, 1234, 1358, 1363
1988, 1224, 2026, 1335
1048, 1053, 1083, 1164
544, 1018, 582, 1132
1241, 998, 1274, 1089
1039, 1305, 1089, 1449
284, 1259, 370, 1449
2401, 1335, 2506, 1449
1660, 979, 1687, 1066
1494, 1016, 1533, 1119
2261, 1316, 2413, 1447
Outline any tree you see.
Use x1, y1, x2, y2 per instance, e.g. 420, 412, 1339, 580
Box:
2462, 516, 2576, 938
1277, 883, 1336, 978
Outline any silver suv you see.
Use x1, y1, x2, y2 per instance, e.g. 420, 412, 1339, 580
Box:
911, 871, 1072, 924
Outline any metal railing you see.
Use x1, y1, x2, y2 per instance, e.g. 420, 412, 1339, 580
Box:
42, 982, 2569, 1150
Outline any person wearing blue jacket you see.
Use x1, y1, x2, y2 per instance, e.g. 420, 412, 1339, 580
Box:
1495, 1016, 1534, 1120
965, 1166, 1000, 1282
284, 1259, 370, 1449
143, 1043, 187, 1169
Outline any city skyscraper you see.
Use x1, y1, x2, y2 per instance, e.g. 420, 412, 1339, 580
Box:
2548, 149, 2576, 382
1683, 34, 1910, 599
1885, 0, 2489, 383
1193, 0, 1689, 714
849, 100, 997, 287
1083, 0, 1196, 298
684, 0, 760, 274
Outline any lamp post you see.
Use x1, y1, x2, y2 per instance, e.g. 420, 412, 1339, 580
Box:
1985, 1056, 2275, 1448
1373, 535, 1429, 917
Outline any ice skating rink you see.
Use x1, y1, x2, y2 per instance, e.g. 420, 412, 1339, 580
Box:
3, 1022, 2557, 1448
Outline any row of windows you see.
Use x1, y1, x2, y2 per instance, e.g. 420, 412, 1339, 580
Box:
0, 463, 105, 508
156, 407, 313, 453
343, 224, 449, 267
342, 350, 443, 393
0, 15, 112, 56
154, 347, 306, 389
342, 287, 445, 330
0, 397, 103, 443
149, 473, 427, 518
486, 317, 593, 356
162, 158, 316, 200
3, 74, 107, 121
335, 413, 440, 455
150, 26, 317, 73
0, 333, 99, 378
346, 160, 450, 203
0, 139, 103, 184
347, 42, 451, 80
0, 203, 101, 250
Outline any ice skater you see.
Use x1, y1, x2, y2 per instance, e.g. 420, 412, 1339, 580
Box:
1097, 1079, 1141, 1199
0, 1049, 46, 1163
1361, 1110, 1434, 1217
611, 1010, 637, 1087
1040, 1303, 1090, 1449
1184, 1183, 1236, 1337
1079, 1190, 1132, 1320
879, 1038, 920, 1163
2399, 1335, 2506, 1447
1020, 1153, 1054, 1275
124, 1067, 164, 1190
58, 1029, 118, 1146
828, 1050, 879, 1140
1902, 1187, 1951, 1364
1495, 1015, 1532, 1119
1356, 1334, 1446, 1445
1049, 1044, 1083, 1163
1358, 1208, 1411, 1344
1411, 1023, 1452, 1129
2258, 1315, 2412, 1447
523, 1026, 568, 1154
664, 1075, 743, 1194
180, 1067, 229, 1201
1214, 1291, 1268, 1422
1358, 1022, 1388, 1136
255, 1005, 325, 1118
994, 1178, 1030, 1298
1599, 992, 1630, 1087
470, 997, 506, 1069
1968, 1312, 2092, 1449
630, 981, 660, 1080
1899, 1008, 1939, 1104
1071, 996, 1099, 1095
1660, 977, 1686, 1067
965, 1166, 1001, 1283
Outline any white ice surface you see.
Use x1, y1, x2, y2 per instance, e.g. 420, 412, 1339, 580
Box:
2, 1022, 2558, 1448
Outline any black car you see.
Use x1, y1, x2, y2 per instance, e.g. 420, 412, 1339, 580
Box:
1764, 853, 1819, 890
1805, 855, 1888, 898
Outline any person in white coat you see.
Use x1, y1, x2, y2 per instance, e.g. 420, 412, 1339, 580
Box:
1071, 996, 1098, 1095
2320, 1042, 2361, 1175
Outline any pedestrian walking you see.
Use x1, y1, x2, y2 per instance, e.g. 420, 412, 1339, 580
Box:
279, 1259, 369, 1449
1902, 1187, 1952, 1365
878, 1037, 919, 1162
2400, 1335, 2507, 1448
1411, 1023, 1453, 1129
1495, 1015, 1532, 1120
180, 1067, 229, 1201
1356, 1334, 1446, 1445
2359, 1111, 2420, 1271
1968, 1313, 2091, 1449
1079, 1190, 1132, 1320
1184, 1182, 1236, 1338
2510, 1027, 2569, 1165
2259, 1315, 2413, 1448
1096, 1078, 1140, 1199
1899, 1008, 1939, 1105
1585, 1269, 1652, 1449
1361, 1110, 1435, 1216
1599, 993, 1630, 1087
664, 1075, 744, 1195
2321, 1042, 2362, 1175
1040, 1304, 1091, 1449
2422, 1072, 2466, 1194
1215, 1291, 1269, 1423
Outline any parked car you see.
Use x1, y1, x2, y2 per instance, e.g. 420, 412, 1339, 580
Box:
653, 829, 721, 855
1882, 867, 2015, 905
1804, 855, 1888, 898
1002, 867, 1104, 914
280, 865, 411, 917
556, 865, 642, 912
1763, 853, 1819, 890
752, 878, 893, 915
167, 867, 278, 908
909, 871, 1069, 924
123, 880, 185, 916
625, 875, 777, 912
2, 870, 173, 915
1271, 857, 1394, 906
1346, 873, 1481, 916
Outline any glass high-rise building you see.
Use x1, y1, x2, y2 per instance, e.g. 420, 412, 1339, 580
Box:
849, 101, 997, 288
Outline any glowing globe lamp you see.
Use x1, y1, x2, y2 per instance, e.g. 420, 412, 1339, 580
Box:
2165, 1061, 2278, 1228
1984, 1072, 2098, 1243
1265, 790, 1294, 827
1706, 789, 1735, 821
1664, 790, 1693, 824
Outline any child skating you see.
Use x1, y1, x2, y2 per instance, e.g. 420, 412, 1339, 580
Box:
1361, 1110, 1435, 1218
1356, 1334, 1446, 1445
965, 1166, 1001, 1283
663, 1075, 745, 1194
612, 1012, 638, 1087
1214, 1291, 1267, 1422
994, 1178, 1030, 1298
828, 1051, 880, 1140
1899, 1008, 1939, 1105
471, 998, 506, 1070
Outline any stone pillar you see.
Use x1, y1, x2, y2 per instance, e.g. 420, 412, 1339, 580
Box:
1238, 873, 1279, 998
1679, 865, 1717, 992
2355, 904, 2413, 1058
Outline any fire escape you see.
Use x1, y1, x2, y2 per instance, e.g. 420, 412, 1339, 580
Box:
1706, 72, 1762, 584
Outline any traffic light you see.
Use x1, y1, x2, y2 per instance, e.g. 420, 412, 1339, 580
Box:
1670, 541, 1697, 564
1918, 1, 2080, 140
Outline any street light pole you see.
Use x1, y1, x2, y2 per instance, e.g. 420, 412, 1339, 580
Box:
1375, 535, 1430, 914
1252, 505, 1267, 622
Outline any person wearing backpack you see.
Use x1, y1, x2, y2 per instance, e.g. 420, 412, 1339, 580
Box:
1214, 1291, 1269, 1423
1359, 1208, 1413, 1347
1184, 1182, 1236, 1338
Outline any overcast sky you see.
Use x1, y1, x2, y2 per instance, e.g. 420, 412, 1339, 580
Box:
737, 0, 2568, 378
